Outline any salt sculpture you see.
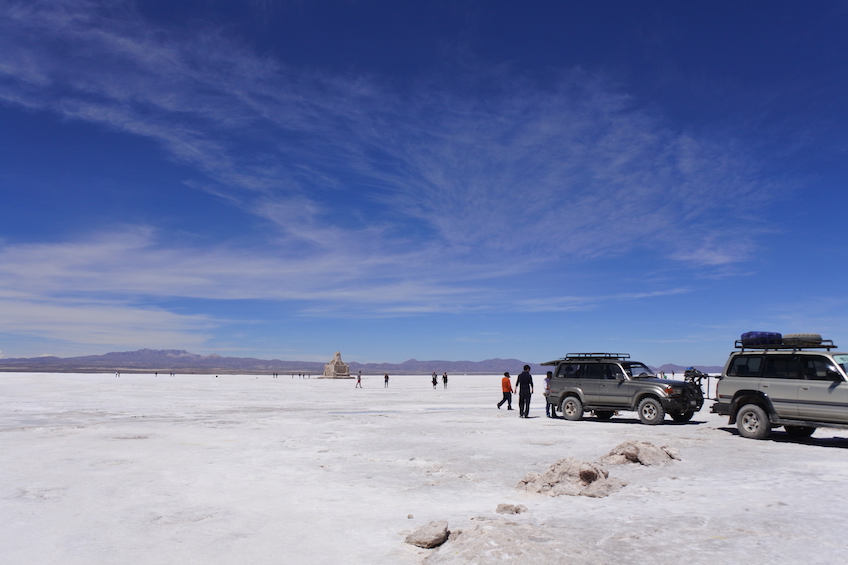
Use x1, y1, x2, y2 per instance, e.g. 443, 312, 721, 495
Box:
322, 351, 351, 378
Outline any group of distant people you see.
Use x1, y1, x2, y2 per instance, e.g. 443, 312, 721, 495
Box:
431, 372, 448, 389
352, 366, 554, 419
353, 370, 449, 389
497, 365, 553, 418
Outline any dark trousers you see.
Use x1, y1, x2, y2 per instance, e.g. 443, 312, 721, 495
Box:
518, 391, 531, 417
546, 399, 554, 417
498, 391, 512, 409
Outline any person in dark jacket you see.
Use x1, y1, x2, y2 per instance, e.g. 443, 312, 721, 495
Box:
515, 365, 534, 418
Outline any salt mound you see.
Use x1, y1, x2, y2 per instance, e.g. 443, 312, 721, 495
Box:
423, 520, 600, 564
598, 440, 680, 466
516, 457, 625, 498
495, 503, 527, 514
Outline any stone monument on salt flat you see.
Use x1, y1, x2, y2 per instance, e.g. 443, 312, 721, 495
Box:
322, 351, 351, 378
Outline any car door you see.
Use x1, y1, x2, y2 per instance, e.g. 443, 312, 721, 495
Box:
759, 355, 800, 418
552, 363, 580, 404
797, 355, 848, 423
597, 363, 628, 407
577, 363, 604, 405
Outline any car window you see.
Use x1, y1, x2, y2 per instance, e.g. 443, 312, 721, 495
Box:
834, 355, 848, 375
603, 364, 625, 380
622, 363, 653, 378
763, 356, 801, 379
582, 364, 604, 379
801, 355, 839, 381
556, 363, 579, 378
727, 355, 763, 377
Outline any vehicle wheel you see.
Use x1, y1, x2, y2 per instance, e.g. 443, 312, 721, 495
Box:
736, 404, 771, 439
594, 410, 614, 421
784, 425, 815, 438
637, 397, 665, 425
670, 410, 695, 423
561, 397, 583, 421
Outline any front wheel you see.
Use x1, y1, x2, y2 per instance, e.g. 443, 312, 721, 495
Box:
561, 396, 583, 421
784, 425, 815, 438
736, 404, 771, 439
637, 397, 665, 425
670, 410, 695, 423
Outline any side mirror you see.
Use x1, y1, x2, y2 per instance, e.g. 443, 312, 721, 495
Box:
826, 370, 843, 382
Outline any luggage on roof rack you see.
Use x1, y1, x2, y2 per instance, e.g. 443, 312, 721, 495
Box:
782, 333, 823, 347
734, 338, 837, 351
740, 331, 782, 346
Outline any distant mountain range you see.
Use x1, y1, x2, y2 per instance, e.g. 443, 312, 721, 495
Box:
0, 349, 723, 375
654, 363, 723, 375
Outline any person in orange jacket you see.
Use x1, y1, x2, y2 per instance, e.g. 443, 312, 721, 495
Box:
497, 372, 514, 410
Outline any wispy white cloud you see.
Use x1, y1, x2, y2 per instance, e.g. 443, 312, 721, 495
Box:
516, 287, 693, 313
0, 0, 775, 266
0, 228, 488, 309
0, 295, 214, 350
0, 0, 785, 353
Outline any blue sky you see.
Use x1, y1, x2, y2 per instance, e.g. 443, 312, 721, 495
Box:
1, 1, 847, 366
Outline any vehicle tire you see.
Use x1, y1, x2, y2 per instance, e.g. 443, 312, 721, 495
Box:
736, 404, 771, 439
784, 425, 815, 438
561, 396, 583, 421
637, 397, 665, 425
594, 410, 614, 421
670, 410, 695, 423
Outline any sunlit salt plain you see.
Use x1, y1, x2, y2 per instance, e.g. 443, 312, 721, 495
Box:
2, 372, 847, 564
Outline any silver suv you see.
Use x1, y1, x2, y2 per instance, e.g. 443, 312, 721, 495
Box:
711, 337, 848, 439
543, 353, 704, 425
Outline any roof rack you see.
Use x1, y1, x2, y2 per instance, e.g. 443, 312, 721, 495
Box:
541, 353, 632, 366
566, 352, 630, 359
735, 340, 838, 352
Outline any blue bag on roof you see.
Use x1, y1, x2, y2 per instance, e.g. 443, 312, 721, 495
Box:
741, 331, 782, 346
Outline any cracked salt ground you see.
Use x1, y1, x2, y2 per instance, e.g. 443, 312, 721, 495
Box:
2, 373, 848, 564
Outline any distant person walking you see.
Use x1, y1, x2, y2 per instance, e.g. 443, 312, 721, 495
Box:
384, 373, 390, 388
497, 372, 514, 410
432, 373, 438, 389
442, 372, 448, 389
515, 365, 534, 418
543, 371, 554, 418
356, 371, 362, 388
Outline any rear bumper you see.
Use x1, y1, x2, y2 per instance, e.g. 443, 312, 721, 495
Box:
711, 401, 731, 415
661, 396, 703, 413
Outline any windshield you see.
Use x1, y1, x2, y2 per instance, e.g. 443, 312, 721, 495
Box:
623, 363, 655, 378
833, 355, 848, 376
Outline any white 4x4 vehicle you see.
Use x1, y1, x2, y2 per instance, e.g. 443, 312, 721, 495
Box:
711, 334, 848, 439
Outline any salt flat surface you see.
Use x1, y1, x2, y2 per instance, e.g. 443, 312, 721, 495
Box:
2, 373, 847, 564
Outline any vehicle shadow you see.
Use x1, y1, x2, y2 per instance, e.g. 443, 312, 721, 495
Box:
717, 426, 848, 448
550, 415, 706, 426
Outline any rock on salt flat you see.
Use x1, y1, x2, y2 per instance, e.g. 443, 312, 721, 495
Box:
405, 520, 450, 548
